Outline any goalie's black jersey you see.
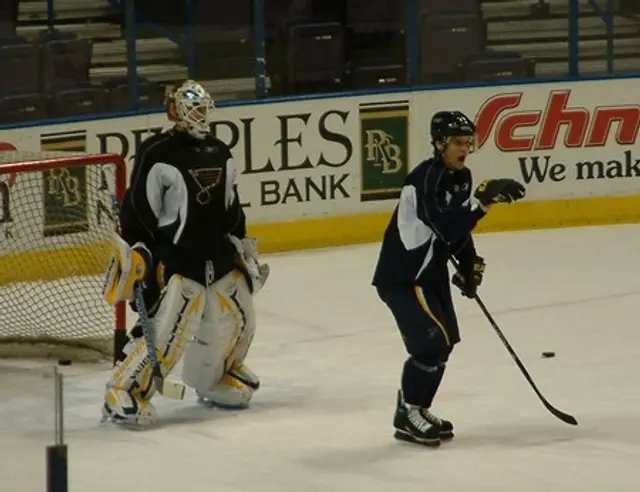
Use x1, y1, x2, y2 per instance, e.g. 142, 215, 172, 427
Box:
119, 129, 246, 286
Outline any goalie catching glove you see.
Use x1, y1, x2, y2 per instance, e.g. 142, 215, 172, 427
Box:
103, 233, 151, 305
228, 235, 270, 294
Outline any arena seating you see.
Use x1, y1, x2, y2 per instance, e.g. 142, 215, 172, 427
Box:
1, 0, 639, 123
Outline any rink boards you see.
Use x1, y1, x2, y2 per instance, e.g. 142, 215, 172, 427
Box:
0, 75, 640, 282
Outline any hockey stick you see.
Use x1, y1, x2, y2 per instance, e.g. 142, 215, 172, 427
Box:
450, 257, 578, 426
109, 193, 186, 401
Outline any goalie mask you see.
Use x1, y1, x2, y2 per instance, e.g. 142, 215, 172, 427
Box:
166, 80, 215, 140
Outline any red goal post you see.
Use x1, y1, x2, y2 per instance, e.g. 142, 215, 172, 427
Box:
0, 150, 128, 362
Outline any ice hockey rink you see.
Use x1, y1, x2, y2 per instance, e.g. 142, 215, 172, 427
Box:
1, 223, 640, 492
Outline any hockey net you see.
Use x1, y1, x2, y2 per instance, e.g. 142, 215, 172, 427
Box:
0, 151, 127, 362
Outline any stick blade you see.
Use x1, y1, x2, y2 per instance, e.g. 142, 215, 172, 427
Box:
161, 379, 186, 400
545, 402, 578, 425
555, 412, 578, 426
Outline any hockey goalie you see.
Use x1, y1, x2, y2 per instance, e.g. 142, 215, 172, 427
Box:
101, 79, 269, 427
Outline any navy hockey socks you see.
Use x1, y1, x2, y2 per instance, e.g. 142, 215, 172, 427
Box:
401, 357, 446, 408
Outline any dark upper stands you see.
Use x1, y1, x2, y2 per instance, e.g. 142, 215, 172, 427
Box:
1, 0, 640, 124
0, 0, 167, 123
141, 0, 538, 94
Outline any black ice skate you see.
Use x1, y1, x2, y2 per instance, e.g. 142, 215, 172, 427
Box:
393, 390, 442, 447
420, 408, 454, 441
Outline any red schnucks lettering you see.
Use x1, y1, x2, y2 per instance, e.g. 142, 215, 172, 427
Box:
536, 91, 588, 150
475, 90, 640, 152
587, 107, 640, 147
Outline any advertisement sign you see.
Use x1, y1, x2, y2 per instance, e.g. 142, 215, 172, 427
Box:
1, 76, 640, 256
418, 79, 640, 200
0, 93, 411, 227
210, 103, 355, 214
359, 100, 410, 202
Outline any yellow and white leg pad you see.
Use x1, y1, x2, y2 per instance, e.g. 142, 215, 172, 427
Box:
181, 269, 259, 409
102, 275, 205, 426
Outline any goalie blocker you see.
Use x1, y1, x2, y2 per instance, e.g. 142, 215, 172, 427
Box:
101, 79, 269, 427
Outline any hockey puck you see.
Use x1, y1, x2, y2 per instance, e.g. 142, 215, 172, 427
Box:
541, 352, 556, 358
57, 359, 72, 366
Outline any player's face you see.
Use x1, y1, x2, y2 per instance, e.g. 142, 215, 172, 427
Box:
443, 136, 475, 170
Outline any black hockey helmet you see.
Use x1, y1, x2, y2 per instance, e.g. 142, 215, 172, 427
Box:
430, 110, 476, 150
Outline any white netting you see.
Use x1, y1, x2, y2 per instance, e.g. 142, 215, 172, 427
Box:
0, 151, 126, 362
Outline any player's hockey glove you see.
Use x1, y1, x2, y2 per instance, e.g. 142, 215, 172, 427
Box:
473, 178, 526, 206
452, 255, 486, 298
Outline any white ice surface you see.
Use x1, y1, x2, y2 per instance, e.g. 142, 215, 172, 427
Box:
1, 224, 640, 492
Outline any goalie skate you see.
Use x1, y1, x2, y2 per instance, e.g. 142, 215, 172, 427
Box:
196, 364, 259, 410
101, 386, 157, 428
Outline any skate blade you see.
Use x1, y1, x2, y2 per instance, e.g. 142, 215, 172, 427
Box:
100, 406, 154, 430
102, 416, 153, 430
197, 395, 249, 410
393, 430, 441, 447
439, 431, 454, 441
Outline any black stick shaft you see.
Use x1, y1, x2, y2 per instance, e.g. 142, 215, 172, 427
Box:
449, 257, 578, 425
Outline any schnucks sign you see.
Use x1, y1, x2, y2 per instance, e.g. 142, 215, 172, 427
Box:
475, 89, 640, 152
410, 79, 640, 200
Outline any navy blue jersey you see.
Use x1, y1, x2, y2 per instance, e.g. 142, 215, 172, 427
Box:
372, 156, 486, 287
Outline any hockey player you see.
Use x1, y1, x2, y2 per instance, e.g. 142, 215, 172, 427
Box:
372, 110, 526, 446
101, 79, 268, 427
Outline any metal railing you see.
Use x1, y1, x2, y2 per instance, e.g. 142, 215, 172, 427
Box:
568, 0, 615, 76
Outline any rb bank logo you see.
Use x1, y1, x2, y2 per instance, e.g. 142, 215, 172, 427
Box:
359, 100, 410, 201
40, 129, 90, 237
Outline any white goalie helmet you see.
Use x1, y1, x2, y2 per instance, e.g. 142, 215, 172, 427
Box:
166, 79, 215, 139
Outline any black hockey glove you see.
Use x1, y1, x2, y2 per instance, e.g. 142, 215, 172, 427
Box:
474, 179, 526, 206
452, 255, 486, 298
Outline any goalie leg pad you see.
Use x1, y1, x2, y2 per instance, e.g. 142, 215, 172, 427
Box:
102, 335, 159, 427
182, 269, 259, 408
226, 280, 256, 370
103, 275, 205, 425
223, 273, 259, 390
